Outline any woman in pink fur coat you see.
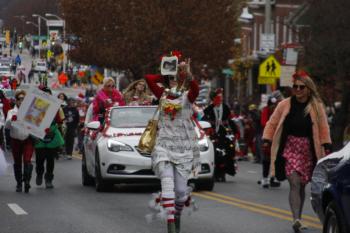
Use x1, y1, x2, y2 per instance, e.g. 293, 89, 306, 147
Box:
262, 71, 331, 232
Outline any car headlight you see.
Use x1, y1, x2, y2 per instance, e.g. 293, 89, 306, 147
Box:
107, 139, 133, 152
198, 138, 209, 152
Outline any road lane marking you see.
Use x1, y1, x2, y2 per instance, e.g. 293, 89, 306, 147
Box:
201, 191, 320, 223
7, 203, 28, 215
247, 171, 257, 174
70, 150, 321, 228
193, 192, 322, 229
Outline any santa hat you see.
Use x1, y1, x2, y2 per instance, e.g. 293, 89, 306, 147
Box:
209, 88, 223, 100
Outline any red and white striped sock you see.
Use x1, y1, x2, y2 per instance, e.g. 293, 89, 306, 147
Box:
162, 196, 176, 223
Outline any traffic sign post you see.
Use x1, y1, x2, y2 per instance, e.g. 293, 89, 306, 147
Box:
258, 55, 281, 85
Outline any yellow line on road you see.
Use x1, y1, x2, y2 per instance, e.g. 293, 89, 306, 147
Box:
193, 192, 322, 230
201, 191, 320, 223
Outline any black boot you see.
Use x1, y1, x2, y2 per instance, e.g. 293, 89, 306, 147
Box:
36, 165, 44, 186
13, 164, 22, 192
175, 214, 181, 233
23, 164, 33, 193
45, 173, 54, 189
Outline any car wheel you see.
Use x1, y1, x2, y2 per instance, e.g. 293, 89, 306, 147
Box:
95, 150, 113, 192
195, 177, 215, 191
323, 201, 347, 233
82, 150, 94, 186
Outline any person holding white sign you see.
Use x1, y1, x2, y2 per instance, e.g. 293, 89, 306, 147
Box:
34, 87, 65, 189
5, 90, 34, 193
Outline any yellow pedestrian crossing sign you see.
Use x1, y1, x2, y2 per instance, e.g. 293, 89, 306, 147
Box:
91, 71, 104, 85
258, 55, 281, 84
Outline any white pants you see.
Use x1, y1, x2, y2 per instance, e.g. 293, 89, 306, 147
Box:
159, 161, 189, 202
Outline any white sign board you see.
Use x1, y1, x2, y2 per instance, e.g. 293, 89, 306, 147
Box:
46, 20, 64, 27
161, 56, 178, 76
285, 48, 298, 65
260, 33, 275, 51
280, 65, 296, 87
13, 88, 61, 139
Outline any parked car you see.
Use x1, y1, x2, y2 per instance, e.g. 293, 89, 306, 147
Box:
0, 65, 13, 78
83, 105, 215, 192
311, 143, 350, 233
33, 59, 47, 73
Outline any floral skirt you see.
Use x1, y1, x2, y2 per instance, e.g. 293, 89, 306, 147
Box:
282, 135, 314, 184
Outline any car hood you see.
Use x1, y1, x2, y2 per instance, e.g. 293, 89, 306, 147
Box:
311, 142, 350, 195
103, 127, 145, 146
317, 142, 350, 165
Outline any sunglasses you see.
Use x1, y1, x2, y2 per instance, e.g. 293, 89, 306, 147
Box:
16, 97, 24, 101
292, 84, 306, 90
106, 84, 115, 88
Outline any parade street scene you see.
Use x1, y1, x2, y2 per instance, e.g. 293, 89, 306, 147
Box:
0, 0, 349, 233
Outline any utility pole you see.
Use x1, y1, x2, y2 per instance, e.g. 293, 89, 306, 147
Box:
265, 0, 272, 34
38, 17, 41, 58
265, 0, 272, 94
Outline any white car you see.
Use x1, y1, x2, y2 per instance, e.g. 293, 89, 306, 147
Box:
0, 65, 13, 77
82, 105, 215, 192
33, 59, 47, 73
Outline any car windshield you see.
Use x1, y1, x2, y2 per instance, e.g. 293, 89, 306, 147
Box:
110, 107, 157, 128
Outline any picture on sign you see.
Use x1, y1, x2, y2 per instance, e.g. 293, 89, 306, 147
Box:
13, 88, 61, 139
264, 60, 278, 76
24, 97, 50, 127
161, 56, 178, 76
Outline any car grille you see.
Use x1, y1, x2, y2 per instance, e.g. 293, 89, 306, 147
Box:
132, 169, 155, 175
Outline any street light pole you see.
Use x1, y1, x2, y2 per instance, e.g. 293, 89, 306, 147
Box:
32, 14, 49, 59
38, 17, 41, 58
265, 0, 272, 94
265, 0, 272, 34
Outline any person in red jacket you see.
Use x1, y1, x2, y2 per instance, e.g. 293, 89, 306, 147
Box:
259, 91, 283, 188
145, 58, 199, 233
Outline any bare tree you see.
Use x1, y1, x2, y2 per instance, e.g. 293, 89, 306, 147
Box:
0, 0, 59, 35
61, 0, 242, 79
302, 0, 350, 150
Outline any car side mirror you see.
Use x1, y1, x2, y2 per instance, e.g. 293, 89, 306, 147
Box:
198, 121, 211, 130
86, 121, 101, 130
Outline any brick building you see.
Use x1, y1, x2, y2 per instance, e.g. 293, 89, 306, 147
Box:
235, 0, 306, 104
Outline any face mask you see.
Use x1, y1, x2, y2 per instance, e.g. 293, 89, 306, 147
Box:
213, 96, 222, 106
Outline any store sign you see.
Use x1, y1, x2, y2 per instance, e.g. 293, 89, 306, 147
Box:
280, 65, 296, 87
260, 33, 275, 52
46, 20, 64, 27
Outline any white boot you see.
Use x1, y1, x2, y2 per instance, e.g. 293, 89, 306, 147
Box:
261, 178, 269, 188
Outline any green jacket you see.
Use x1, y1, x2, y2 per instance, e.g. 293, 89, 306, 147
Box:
35, 123, 64, 149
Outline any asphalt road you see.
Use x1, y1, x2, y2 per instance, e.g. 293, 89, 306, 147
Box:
0, 151, 323, 233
